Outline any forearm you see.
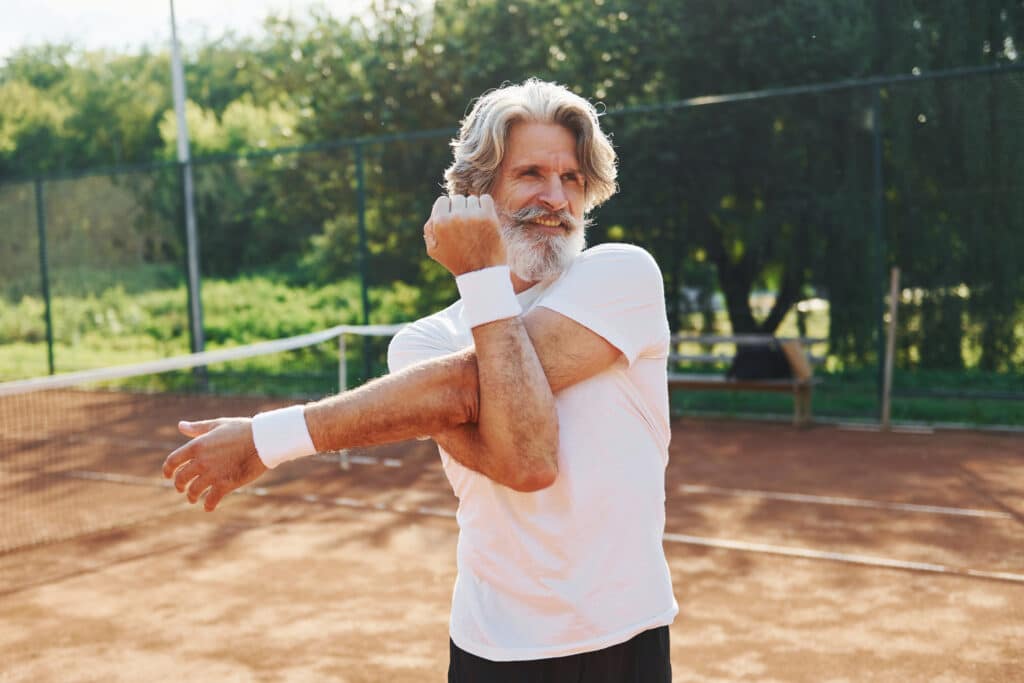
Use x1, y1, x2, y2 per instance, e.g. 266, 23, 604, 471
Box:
165, 348, 480, 510
303, 349, 478, 452
464, 315, 559, 490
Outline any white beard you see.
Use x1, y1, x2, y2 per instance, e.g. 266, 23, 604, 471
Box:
500, 213, 587, 283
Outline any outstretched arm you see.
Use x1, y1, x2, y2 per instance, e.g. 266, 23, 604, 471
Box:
163, 338, 510, 507
163, 193, 561, 508
161, 348, 480, 510
307, 312, 559, 492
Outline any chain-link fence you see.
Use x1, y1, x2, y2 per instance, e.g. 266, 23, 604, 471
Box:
2, 64, 1022, 426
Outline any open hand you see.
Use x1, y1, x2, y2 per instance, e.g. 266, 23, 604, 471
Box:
161, 418, 268, 511
423, 194, 506, 275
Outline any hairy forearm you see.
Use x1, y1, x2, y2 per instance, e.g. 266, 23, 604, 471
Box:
303, 350, 478, 452
464, 316, 559, 490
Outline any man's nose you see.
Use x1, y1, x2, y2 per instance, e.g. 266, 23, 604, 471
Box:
538, 176, 569, 212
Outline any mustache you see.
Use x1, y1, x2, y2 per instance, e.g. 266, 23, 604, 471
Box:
506, 206, 587, 233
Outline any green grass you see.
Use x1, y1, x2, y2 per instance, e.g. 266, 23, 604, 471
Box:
2, 265, 1021, 427
0, 267, 428, 381
670, 379, 1024, 427
668, 363, 1024, 428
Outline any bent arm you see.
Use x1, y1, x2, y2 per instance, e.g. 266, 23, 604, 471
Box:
432, 306, 621, 477
308, 313, 559, 492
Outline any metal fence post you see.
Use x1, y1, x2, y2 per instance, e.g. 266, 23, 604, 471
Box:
355, 142, 372, 382
871, 87, 888, 419
170, 0, 205, 356
33, 178, 55, 375
881, 267, 901, 429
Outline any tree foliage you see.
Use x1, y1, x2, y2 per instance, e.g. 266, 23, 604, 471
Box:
1, 1, 1022, 371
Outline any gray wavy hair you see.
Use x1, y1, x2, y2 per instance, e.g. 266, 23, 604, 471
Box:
444, 79, 618, 212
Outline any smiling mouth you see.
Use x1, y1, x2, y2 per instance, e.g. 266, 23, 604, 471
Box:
530, 217, 566, 233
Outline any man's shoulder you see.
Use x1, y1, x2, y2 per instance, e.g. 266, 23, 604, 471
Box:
387, 300, 469, 372
393, 300, 464, 343
566, 242, 663, 280
575, 242, 659, 267
395, 301, 460, 337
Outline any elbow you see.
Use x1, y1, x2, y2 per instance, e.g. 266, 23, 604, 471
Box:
516, 412, 560, 492
507, 432, 559, 493
508, 460, 558, 492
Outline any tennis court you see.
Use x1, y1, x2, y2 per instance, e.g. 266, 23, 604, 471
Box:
2, 382, 1022, 682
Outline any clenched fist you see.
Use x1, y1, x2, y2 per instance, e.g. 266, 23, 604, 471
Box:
424, 194, 506, 276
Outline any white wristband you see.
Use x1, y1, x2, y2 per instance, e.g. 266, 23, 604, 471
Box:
455, 265, 521, 328
251, 405, 317, 469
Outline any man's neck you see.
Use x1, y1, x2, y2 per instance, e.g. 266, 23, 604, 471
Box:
511, 272, 538, 294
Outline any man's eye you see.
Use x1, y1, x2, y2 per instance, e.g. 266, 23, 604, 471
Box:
562, 173, 581, 183
522, 169, 540, 177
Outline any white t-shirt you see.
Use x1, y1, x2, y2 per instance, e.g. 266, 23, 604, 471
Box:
387, 243, 678, 661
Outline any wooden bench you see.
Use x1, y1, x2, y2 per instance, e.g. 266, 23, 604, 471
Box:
667, 336, 821, 426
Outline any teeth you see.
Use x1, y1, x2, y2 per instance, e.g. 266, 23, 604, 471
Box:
535, 218, 561, 227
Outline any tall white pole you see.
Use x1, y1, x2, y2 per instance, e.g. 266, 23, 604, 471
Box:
170, 0, 205, 353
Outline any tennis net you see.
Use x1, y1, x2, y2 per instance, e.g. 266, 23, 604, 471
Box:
0, 324, 404, 554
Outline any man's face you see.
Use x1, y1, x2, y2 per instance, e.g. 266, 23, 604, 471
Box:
489, 122, 587, 283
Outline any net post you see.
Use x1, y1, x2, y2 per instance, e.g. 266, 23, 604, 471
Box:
338, 332, 347, 392
337, 331, 350, 470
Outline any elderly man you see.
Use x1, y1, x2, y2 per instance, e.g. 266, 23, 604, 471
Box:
163, 79, 677, 681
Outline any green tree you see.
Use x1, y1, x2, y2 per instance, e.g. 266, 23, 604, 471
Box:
873, 1, 1024, 371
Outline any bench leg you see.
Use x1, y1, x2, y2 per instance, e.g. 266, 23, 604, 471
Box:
793, 387, 813, 427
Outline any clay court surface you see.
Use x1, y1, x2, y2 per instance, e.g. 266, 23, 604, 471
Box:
2, 390, 1023, 682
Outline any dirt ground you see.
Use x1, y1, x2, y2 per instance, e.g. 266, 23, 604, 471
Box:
1, 398, 1022, 682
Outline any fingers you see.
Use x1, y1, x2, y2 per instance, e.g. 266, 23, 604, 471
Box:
163, 441, 196, 479
479, 194, 495, 216
161, 417, 261, 513
178, 419, 220, 438
165, 420, 222, 479
186, 471, 214, 504
423, 221, 437, 250
431, 195, 450, 221
178, 465, 227, 511
204, 485, 227, 512
172, 454, 225, 509
431, 194, 491, 219
174, 458, 203, 493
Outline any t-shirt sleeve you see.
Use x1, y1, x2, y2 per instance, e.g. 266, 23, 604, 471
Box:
537, 243, 670, 366
387, 315, 459, 374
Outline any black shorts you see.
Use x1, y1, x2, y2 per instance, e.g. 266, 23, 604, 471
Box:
447, 626, 672, 683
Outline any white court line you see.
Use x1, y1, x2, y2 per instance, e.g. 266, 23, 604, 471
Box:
65, 470, 456, 520
663, 533, 1024, 584
838, 423, 935, 435
679, 484, 1014, 519
347, 455, 403, 468
64, 471, 1022, 583
5, 434, 183, 451
314, 452, 404, 468
70, 470, 176, 486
